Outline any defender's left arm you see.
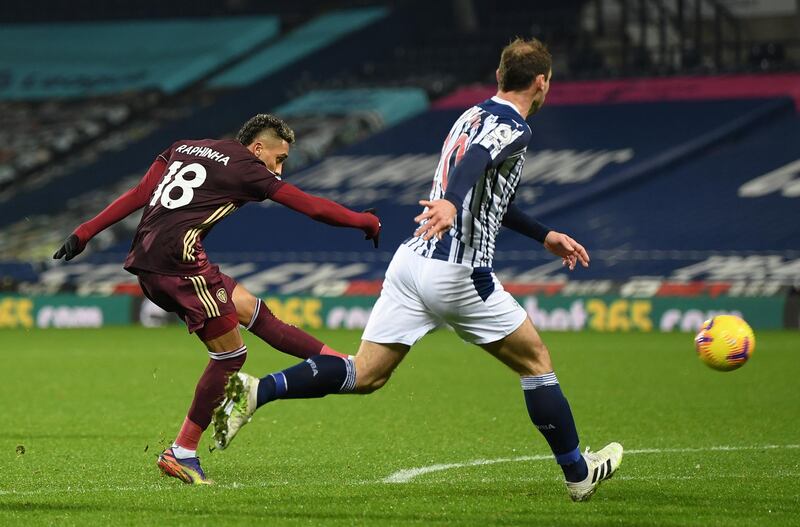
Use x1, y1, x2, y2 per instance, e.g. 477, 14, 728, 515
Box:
502, 203, 590, 270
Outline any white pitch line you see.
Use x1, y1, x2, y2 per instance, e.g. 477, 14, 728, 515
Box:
381, 444, 800, 483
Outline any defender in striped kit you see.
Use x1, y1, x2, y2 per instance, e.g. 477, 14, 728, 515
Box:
215, 39, 622, 501
54, 114, 380, 484
404, 95, 531, 267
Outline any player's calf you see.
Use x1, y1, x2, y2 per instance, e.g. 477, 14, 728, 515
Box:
212, 342, 407, 448
481, 318, 553, 376
351, 340, 408, 393
237, 290, 347, 359
170, 323, 246, 462
482, 320, 602, 490
520, 372, 590, 483
212, 355, 356, 449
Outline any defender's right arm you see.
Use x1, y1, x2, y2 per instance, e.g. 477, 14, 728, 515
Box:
414, 146, 491, 241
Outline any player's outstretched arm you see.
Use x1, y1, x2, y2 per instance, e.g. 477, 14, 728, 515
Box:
500, 203, 588, 270
53, 158, 166, 261
501, 202, 551, 242
543, 231, 590, 271
270, 183, 381, 247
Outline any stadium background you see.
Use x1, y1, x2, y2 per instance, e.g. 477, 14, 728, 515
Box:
1, 0, 798, 334
0, 2, 799, 525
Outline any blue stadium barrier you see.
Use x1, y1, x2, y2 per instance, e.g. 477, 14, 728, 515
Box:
543, 110, 800, 256
529, 97, 794, 218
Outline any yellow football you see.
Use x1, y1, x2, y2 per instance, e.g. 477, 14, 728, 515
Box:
694, 315, 755, 371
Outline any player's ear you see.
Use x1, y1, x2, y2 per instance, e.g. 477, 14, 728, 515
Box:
535, 73, 546, 90
496, 68, 501, 85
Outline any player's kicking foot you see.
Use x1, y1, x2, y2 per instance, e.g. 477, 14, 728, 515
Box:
565, 442, 623, 502
212, 372, 259, 451
157, 448, 213, 485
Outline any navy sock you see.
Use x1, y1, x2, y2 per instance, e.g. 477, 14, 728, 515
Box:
256, 355, 356, 408
521, 373, 588, 483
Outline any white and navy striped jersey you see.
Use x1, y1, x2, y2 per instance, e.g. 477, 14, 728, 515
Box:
405, 96, 531, 267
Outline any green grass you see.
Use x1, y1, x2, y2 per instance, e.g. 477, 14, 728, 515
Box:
1, 327, 798, 526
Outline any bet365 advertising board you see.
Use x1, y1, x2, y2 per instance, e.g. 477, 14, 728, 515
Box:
239, 293, 788, 332
0, 295, 132, 329
0, 286, 792, 331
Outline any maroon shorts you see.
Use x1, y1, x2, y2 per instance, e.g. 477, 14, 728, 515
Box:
137, 265, 238, 338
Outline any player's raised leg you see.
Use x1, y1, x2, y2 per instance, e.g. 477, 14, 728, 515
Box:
158, 315, 246, 485
213, 340, 408, 450
480, 317, 622, 501
230, 281, 346, 359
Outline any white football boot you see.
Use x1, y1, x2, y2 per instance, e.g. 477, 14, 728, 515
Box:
565, 442, 623, 502
212, 372, 259, 450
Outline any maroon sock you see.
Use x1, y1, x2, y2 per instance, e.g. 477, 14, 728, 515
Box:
186, 351, 247, 430
245, 300, 345, 359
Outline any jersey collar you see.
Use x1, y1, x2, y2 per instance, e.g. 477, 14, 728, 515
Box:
491, 95, 525, 118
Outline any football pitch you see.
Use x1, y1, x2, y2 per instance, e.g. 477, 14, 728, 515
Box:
1, 327, 798, 526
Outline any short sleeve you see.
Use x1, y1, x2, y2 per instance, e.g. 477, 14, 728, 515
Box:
237, 158, 285, 202
474, 117, 530, 167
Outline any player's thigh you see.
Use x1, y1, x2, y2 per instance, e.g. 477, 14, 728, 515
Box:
353, 340, 410, 394
432, 268, 527, 348
230, 280, 258, 326
202, 326, 245, 356
479, 317, 553, 376
362, 246, 440, 346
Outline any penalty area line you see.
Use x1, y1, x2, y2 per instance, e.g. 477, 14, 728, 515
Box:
381, 443, 800, 484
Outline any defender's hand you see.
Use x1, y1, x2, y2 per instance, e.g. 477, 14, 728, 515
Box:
544, 231, 590, 271
362, 208, 381, 248
53, 233, 85, 261
414, 199, 456, 241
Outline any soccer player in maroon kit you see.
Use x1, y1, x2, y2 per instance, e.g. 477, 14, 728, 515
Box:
53, 114, 381, 484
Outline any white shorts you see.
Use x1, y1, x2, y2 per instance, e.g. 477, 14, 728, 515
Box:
362, 244, 527, 346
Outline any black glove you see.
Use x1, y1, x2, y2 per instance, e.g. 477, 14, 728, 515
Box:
53, 234, 84, 261
363, 208, 381, 249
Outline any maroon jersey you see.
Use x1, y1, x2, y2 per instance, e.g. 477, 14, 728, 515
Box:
124, 139, 283, 276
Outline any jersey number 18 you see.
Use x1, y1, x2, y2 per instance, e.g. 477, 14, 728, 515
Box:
150, 161, 207, 209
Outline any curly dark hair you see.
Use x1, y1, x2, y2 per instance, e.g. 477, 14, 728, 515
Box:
497, 37, 552, 92
236, 114, 296, 146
